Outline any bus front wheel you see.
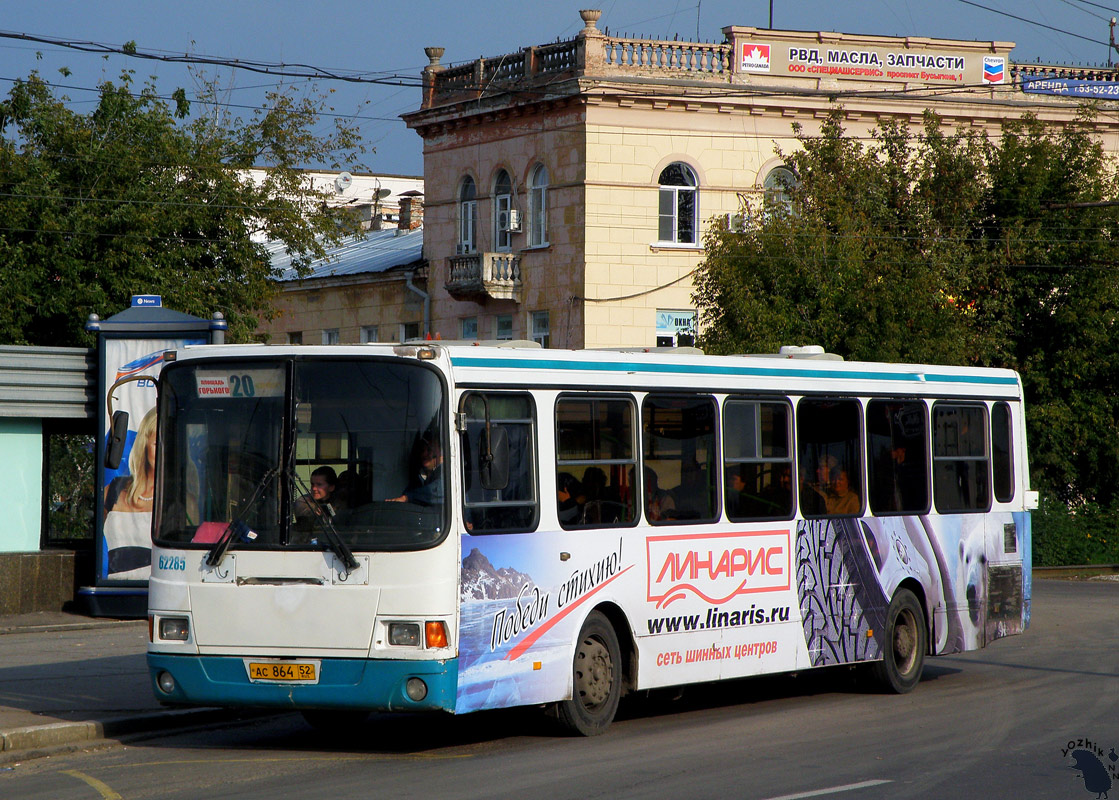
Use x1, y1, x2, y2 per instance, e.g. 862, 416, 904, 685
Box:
555, 611, 621, 736
871, 588, 926, 694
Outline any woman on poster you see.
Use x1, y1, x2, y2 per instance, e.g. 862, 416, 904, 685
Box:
103, 407, 158, 579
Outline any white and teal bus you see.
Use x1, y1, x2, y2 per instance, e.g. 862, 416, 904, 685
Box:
147, 342, 1034, 735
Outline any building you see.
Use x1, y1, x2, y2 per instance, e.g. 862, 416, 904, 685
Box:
253, 171, 427, 345
401, 9, 1119, 349
0, 347, 94, 613
265, 211, 427, 345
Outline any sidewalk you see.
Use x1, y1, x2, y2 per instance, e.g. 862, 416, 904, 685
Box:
0, 611, 241, 763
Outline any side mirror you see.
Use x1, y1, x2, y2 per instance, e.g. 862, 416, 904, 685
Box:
480, 424, 509, 490
105, 410, 129, 470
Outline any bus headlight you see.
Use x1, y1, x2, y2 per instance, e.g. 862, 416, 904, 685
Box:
159, 617, 190, 641
389, 622, 421, 646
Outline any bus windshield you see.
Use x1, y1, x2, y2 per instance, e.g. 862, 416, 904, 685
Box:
155, 357, 447, 551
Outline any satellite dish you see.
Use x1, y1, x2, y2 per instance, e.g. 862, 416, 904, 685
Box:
376, 188, 391, 199
334, 172, 353, 193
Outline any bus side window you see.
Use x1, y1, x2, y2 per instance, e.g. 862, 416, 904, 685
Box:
555, 396, 638, 529
460, 392, 539, 533
991, 402, 1014, 503
723, 399, 793, 521
641, 395, 718, 525
932, 404, 990, 513
796, 398, 863, 518
867, 400, 929, 515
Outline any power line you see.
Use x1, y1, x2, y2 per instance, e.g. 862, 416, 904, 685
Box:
0, 29, 424, 87
957, 0, 1110, 46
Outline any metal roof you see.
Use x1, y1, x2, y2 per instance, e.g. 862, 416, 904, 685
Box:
0, 346, 95, 420
270, 227, 424, 282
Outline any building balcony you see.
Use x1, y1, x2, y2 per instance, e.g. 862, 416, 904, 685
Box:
445, 252, 522, 302
415, 10, 732, 112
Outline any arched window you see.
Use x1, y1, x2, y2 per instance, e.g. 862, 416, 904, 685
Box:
459, 177, 477, 253
493, 170, 513, 252
528, 164, 548, 247
763, 165, 796, 215
658, 163, 698, 244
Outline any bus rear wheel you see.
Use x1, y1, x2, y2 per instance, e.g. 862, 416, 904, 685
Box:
555, 611, 621, 736
871, 588, 926, 694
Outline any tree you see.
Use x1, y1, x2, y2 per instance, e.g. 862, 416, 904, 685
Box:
0, 68, 367, 345
695, 112, 985, 366
694, 108, 1119, 506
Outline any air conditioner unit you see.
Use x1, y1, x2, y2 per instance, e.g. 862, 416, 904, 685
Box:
499, 209, 522, 233
723, 212, 747, 232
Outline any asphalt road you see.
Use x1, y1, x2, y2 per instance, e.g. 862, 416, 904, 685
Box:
3, 579, 1117, 800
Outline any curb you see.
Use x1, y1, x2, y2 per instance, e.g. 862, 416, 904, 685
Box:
0, 708, 248, 764
0, 619, 146, 636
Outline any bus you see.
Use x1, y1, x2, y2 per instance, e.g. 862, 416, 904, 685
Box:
146, 342, 1034, 735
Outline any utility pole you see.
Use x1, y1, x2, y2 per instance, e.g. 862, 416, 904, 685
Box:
1111, 18, 1116, 69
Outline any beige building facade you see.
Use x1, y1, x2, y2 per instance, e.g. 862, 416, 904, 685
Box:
403, 9, 1119, 349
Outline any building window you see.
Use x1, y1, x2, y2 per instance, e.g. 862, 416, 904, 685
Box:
530, 311, 550, 348
322, 329, 340, 345
44, 420, 95, 546
461, 317, 478, 340
459, 176, 477, 254
496, 314, 513, 340
528, 164, 548, 247
655, 309, 697, 348
288, 332, 303, 345
763, 165, 796, 215
400, 322, 420, 342
360, 325, 378, 343
493, 170, 513, 252
658, 162, 698, 244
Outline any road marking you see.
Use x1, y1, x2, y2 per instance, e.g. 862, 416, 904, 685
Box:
62, 770, 123, 800
760, 779, 893, 800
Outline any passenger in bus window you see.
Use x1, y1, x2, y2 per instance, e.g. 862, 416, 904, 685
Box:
801, 455, 836, 516
557, 472, 584, 525
642, 467, 676, 521
759, 464, 793, 516
826, 469, 861, 516
388, 440, 444, 506
294, 466, 338, 539
727, 466, 750, 516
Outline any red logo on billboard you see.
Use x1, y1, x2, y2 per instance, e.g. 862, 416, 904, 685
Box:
740, 43, 772, 73
647, 530, 791, 608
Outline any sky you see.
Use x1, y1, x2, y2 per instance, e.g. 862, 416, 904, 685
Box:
0, 1, 1114, 176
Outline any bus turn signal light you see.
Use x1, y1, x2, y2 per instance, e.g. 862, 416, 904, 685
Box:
425, 621, 448, 648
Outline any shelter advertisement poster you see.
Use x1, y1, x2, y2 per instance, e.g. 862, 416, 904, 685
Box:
99, 336, 203, 582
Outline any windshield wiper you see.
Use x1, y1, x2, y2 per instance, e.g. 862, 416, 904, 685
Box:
289, 472, 359, 573
205, 468, 277, 568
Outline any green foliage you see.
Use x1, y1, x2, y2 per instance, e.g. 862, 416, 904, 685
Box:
46, 431, 95, 542
0, 70, 367, 345
695, 108, 1119, 509
1032, 495, 1119, 567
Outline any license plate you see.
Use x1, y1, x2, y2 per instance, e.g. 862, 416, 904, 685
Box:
247, 661, 319, 683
